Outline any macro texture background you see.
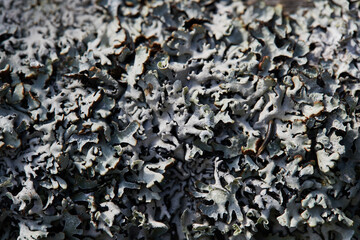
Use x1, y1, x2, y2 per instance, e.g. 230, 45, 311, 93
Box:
0, 0, 360, 239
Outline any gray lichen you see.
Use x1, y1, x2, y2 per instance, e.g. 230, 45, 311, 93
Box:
0, 0, 360, 239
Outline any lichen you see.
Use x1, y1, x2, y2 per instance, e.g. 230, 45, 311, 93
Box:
0, 0, 360, 239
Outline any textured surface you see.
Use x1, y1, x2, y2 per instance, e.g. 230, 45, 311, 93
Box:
0, 0, 360, 239
246, 0, 314, 13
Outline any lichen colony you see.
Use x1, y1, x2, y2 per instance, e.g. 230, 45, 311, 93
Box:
1, 0, 360, 239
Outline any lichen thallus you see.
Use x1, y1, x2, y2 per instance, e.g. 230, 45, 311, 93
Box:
256, 119, 275, 158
